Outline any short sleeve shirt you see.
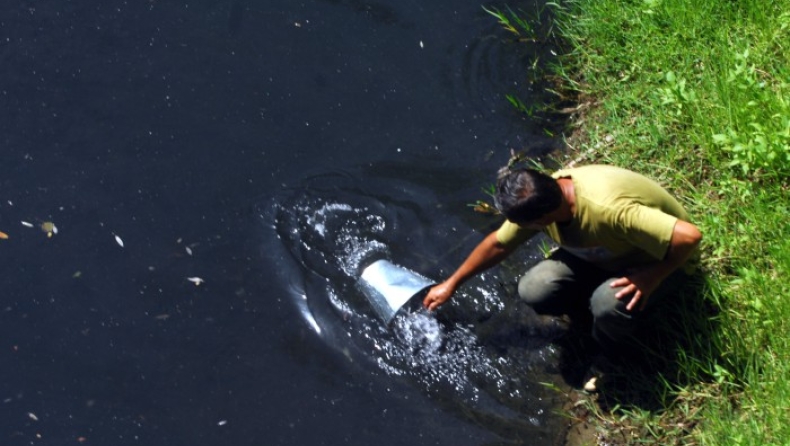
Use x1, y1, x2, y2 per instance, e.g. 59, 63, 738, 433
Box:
496, 165, 697, 273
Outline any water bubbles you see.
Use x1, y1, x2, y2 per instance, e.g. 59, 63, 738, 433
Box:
392, 311, 443, 355
305, 202, 353, 237
296, 199, 390, 277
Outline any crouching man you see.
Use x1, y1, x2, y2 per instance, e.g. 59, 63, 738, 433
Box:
423, 164, 702, 348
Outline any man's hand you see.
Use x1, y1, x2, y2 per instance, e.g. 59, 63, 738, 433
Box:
422, 231, 515, 312
611, 219, 702, 312
610, 269, 662, 312
423, 280, 456, 311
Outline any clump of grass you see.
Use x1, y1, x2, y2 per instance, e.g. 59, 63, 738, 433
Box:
481, 5, 536, 40
481, 5, 564, 120
505, 93, 535, 116
537, 0, 790, 443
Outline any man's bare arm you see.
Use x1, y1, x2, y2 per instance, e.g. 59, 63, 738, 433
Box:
612, 219, 702, 311
423, 231, 515, 311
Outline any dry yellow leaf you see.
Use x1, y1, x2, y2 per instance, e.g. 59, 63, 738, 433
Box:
40, 221, 57, 238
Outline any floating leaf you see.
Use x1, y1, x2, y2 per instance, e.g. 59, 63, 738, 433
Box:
41, 221, 57, 238
187, 277, 204, 286
469, 200, 499, 215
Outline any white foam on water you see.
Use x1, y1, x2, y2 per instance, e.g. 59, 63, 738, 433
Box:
392, 311, 443, 355
306, 202, 354, 237
299, 200, 390, 277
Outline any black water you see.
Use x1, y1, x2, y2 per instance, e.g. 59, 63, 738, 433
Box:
1, 1, 568, 445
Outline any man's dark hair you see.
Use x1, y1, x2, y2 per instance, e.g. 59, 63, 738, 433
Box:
494, 168, 562, 222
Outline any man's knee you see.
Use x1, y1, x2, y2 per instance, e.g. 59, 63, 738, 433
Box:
589, 282, 631, 317
518, 259, 573, 309
590, 281, 635, 344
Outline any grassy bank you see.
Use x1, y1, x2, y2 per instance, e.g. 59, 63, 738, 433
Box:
533, 0, 790, 444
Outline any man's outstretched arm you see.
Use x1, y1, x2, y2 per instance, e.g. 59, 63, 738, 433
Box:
423, 231, 515, 311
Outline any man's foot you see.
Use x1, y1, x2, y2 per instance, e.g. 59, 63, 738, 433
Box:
582, 353, 618, 393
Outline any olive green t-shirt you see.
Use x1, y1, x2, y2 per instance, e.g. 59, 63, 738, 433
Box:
496, 165, 697, 273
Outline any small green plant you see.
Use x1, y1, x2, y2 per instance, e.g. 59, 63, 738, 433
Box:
505, 94, 536, 116
482, 5, 535, 41
657, 71, 697, 117
538, 239, 554, 258
468, 184, 499, 214
710, 48, 790, 179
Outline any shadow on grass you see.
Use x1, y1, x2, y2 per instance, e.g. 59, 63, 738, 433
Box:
555, 272, 722, 412
434, 268, 724, 445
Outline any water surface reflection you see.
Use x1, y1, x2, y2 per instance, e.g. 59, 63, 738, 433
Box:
2, 0, 567, 444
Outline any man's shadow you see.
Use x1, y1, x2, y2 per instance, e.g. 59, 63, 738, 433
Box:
552, 272, 721, 412
444, 271, 723, 413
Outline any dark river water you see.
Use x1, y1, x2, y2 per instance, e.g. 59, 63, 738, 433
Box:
1, 1, 570, 445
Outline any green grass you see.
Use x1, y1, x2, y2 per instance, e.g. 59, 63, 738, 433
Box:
491, 0, 790, 444
482, 5, 537, 40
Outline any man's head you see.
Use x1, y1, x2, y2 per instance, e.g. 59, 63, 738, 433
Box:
495, 168, 562, 225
